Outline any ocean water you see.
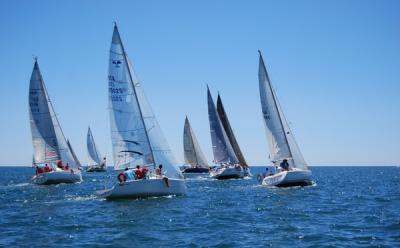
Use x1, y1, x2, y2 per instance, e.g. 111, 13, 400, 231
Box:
0, 166, 399, 247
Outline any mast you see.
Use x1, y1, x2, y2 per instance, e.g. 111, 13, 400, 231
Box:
114, 24, 156, 168
258, 50, 293, 162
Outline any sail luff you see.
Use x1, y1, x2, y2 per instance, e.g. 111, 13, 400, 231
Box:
216, 94, 248, 168
87, 127, 102, 165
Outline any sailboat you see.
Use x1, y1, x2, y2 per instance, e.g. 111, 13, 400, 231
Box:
29, 59, 82, 185
216, 93, 251, 177
258, 51, 312, 187
96, 24, 186, 199
182, 117, 210, 174
207, 87, 244, 179
86, 127, 106, 172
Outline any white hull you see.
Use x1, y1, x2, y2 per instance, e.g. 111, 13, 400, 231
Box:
262, 168, 312, 187
32, 170, 82, 185
87, 165, 106, 172
96, 178, 186, 199
210, 166, 244, 180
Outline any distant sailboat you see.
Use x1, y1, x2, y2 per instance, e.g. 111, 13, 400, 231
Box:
216, 93, 251, 176
207, 87, 244, 179
258, 51, 312, 187
29, 59, 82, 185
86, 127, 106, 172
182, 117, 209, 174
96, 24, 186, 199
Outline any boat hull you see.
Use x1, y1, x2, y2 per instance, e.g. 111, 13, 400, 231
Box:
32, 171, 82, 185
87, 166, 107, 172
182, 167, 209, 174
210, 167, 244, 180
96, 178, 186, 199
262, 169, 312, 187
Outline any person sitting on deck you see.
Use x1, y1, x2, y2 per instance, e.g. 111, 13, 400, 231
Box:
123, 167, 134, 181
135, 165, 148, 180
64, 163, 69, 171
155, 164, 163, 177
44, 164, 51, 173
56, 160, 63, 170
280, 159, 290, 171
36, 166, 44, 175
101, 157, 106, 169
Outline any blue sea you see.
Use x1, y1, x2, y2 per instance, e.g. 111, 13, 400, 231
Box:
0, 166, 399, 247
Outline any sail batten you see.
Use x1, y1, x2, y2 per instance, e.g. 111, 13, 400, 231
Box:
183, 117, 209, 167
258, 52, 308, 169
207, 87, 238, 164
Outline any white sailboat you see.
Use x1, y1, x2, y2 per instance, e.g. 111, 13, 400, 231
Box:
182, 117, 210, 174
29, 59, 82, 185
86, 127, 106, 172
96, 24, 186, 199
207, 87, 244, 179
258, 51, 312, 187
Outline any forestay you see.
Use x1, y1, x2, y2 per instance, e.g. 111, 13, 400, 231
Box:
216, 94, 248, 168
86, 127, 102, 166
183, 117, 209, 167
108, 24, 182, 179
207, 87, 239, 164
258, 52, 308, 170
29, 61, 78, 168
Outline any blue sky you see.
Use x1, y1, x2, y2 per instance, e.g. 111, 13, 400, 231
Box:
0, 0, 399, 166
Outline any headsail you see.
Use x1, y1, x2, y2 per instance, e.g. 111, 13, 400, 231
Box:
108, 24, 182, 178
258, 51, 308, 170
29, 60, 77, 169
207, 87, 238, 164
183, 117, 209, 167
67, 139, 82, 168
86, 127, 102, 166
216, 94, 248, 168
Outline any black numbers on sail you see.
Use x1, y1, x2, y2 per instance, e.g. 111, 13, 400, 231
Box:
108, 75, 115, 81
111, 95, 123, 102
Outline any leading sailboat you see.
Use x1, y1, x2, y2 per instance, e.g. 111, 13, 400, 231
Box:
258, 51, 312, 187
29, 59, 82, 185
96, 24, 186, 199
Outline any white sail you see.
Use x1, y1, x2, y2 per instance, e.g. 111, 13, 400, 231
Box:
183, 117, 209, 167
108, 24, 183, 179
29, 61, 61, 164
67, 139, 82, 168
207, 87, 239, 164
108, 25, 154, 170
86, 127, 102, 166
258, 51, 308, 170
29, 60, 78, 169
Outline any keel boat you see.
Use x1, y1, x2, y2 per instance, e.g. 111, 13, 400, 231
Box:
29, 59, 82, 185
96, 24, 186, 199
182, 117, 210, 174
258, 51, 312, 187
86, 127, 106, 172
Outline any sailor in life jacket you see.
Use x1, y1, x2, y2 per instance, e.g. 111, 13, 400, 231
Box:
44, 164, 51, 173
135, 165, 148, 180
155, 164, 163, 177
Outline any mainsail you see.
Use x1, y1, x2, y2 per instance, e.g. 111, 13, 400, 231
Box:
216, 94, 248, 168
258, 51, 308, 170
29, 60, 78, 168
207, 87, 239, 164
86, 127, 102, 166
183, 117, 209, 167
108, 24, 182, 178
